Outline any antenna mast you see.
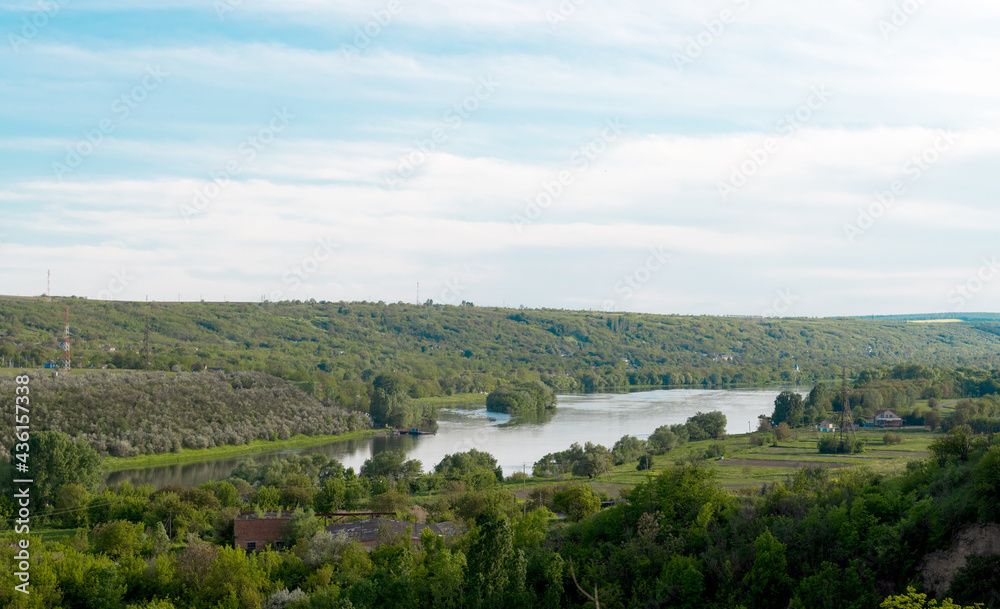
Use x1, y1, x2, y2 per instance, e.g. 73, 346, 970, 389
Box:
46, 270, 52, 303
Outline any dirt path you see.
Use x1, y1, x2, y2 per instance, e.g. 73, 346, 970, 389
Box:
717, 459, 853, 469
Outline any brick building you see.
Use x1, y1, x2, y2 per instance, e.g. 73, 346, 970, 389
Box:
233, 510, 296, 551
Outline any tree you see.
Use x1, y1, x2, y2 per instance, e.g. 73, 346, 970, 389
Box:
282, 508, 322, 545
686, 411, 727, 440
435, 449, 500, 480
743, 529, 792, 609
361, 449, 421, 480
947, 554, 1000, 608
924, 409, 943, 430
9, 431, 101, 508
611, 435, 646, 465
151, 522, 171, 556
370, 372, 420, 428
55, 483, 91, 528
772, 391, 805, 427
572, 443, 612, 479
880, 586, 985, 608
553, 485, 601, 522
637, 454, 654, 471
929, 426, 973, 465
648, 426, 679, 454
92, 520, 145, 559
464, 514, 528, 609
973, 445, 1000, 521
314, 478, 346, 513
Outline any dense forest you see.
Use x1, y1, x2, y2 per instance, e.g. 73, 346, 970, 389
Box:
0, 372, 370, 460
4, 297, 1000, 408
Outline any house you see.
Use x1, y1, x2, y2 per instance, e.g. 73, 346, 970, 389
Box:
325, 518, 465, 549
874, 409, 903, 428
819, 420, 837, 433
234, 510, 296, 551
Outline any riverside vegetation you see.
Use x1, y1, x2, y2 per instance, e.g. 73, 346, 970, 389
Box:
1, 419, 999, 608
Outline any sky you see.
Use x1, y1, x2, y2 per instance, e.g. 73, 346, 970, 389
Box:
1, 0, 999, 317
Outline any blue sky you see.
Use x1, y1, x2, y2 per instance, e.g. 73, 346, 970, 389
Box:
2, 0, 999, 316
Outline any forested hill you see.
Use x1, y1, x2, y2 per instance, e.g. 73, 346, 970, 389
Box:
3, 296, 1000, 405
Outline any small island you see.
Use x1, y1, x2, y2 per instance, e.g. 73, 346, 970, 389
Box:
485, 380, 556, 415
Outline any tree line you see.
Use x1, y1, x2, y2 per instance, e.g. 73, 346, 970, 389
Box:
6, 298, 1000, 408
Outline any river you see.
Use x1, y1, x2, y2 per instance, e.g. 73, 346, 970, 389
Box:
104, 386, 804, 488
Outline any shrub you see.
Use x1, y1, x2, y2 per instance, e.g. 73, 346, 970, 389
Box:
774, 422, 792, 441
818, 435, 865, 454
883, 432, 904, 445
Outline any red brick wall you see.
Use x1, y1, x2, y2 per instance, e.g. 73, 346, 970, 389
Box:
234, 518, 289, 550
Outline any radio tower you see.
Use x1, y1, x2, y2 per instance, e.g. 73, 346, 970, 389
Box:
61, 307, 71, 371
46, 270, 52, 303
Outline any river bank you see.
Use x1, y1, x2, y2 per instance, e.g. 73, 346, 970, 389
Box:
103, 429, 385, 472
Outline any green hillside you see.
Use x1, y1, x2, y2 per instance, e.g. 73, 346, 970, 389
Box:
3, 297, 1000, 408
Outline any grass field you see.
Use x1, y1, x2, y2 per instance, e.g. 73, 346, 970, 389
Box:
103, 429, 385, 472
495, 427, 941, 501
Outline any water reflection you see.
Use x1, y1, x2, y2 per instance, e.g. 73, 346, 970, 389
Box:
106, 387, 804, 488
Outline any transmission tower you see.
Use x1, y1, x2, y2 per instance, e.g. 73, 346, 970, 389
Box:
46, 270, 52, 303
838, 367, 856, 441
61, 307, 71, 370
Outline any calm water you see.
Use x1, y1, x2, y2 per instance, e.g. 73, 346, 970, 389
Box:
105, 387, 804, 488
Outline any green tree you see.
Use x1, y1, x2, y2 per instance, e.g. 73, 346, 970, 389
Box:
929, 425, 973, 464
55, 483, 91, 528
553, 485, 600, 522
686, 411, 727, 440
655, 555, 704, 609
92, 520, 145, 559
880, 586, 985, 608
772, 391, 805, 427
10, 431, 101, 508
743, 529, 792, 609
151, 522, 171, 556
973, 445, 1000, 521
413, 528, 466, 609
611, 435, 647, 465
282, 507, 322, 545
924, 409, 943, 430
371, 372, 420, 428
572, 442, 612, 479
648, 426, 679, 454
315, 477, 347, 512
464, 514, 528, 609
361, 449, 422, 480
